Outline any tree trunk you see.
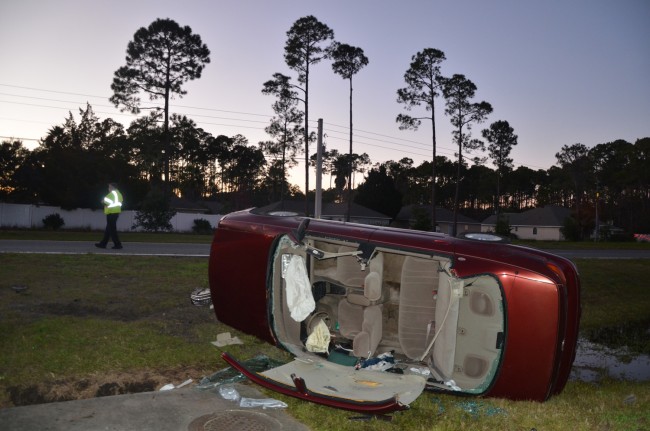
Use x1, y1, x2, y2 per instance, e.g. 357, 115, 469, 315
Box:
453, 126, 463, 237
346, 77, 353, 222
304, 65, 310, 216
430, 95, 437, 231
163, 84, 170, 197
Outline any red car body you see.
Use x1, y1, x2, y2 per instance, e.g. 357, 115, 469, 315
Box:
208, 209, 581, 413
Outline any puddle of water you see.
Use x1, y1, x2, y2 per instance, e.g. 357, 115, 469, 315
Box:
570, 338, 650, 382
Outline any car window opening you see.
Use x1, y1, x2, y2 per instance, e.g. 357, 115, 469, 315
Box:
269, 233, 506, 395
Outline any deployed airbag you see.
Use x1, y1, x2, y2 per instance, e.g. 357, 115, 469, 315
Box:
306, 318, 330, 353
284, 254, 315, 322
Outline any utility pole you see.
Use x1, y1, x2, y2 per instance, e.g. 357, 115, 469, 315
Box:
594, 185, 600, 242
315, 119, 323, 219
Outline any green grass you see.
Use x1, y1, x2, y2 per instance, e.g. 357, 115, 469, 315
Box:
575, 259, 650, 353
577, 259, 650, 330
4, 228, 649, 248
1, 253, 649, 430
279, 380, 650, 431
1, 317, 208, 378
0, 254, 290, 405
514, 239, 650, 250
0, 229, 212, 243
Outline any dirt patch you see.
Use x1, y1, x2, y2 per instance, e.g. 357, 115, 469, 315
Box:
2, 290, 218, 409
6, 295, 217, 343
0, 256, 221, 409
5, 366, 211, 408
35, 301, 142, 321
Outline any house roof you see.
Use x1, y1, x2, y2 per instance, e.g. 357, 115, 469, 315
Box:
253, 200, 391, 220
394, 204, 480, 225
170, 196, 208, 213
169, 197, 223, 214
482, 205, 570, 227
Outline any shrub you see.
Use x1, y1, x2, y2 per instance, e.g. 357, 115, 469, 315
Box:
192, 218, 213, 234
608, 232, 634, 242
561, 216, 582, 241
42, 213, 65, 230
495, 214, 512, 237
411, 207, 432, 232
132, 190, 176, 232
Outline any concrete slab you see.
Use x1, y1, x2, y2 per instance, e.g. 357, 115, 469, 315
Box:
0, 384, 309, 431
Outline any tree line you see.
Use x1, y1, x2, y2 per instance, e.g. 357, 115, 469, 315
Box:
2, 105, 647, 237
356, 138, 650, 238
1, 16, 648, 238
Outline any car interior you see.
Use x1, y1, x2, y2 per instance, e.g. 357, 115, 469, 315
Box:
268, 230, 506, 395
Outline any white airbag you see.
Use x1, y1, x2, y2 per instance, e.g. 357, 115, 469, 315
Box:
284, 254, 315, 322
306, 319, 330, 353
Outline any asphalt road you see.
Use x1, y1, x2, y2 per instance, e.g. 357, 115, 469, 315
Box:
1, 239, 649, 259
0, 385, 309, 431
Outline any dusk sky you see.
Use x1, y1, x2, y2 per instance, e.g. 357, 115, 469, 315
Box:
1, 0, 648, 189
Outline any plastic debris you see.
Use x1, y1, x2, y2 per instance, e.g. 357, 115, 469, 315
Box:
159, 378, 193, 391
623, 394, 637, 405
197, 354, 286, 390
218, 385, 241, 401
211, 332, 244, 347
444, 379, 461, 391
218, 384, 287, 409
408, 366, 431, 377
239, 397, 288, 409
176, 378, 193, 389
358, 352, 396, 371
190, 287, 212, 306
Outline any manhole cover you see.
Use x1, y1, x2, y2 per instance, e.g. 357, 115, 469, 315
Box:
188, 410, 283, 431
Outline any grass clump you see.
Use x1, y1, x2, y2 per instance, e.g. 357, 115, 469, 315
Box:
0, 253, 649, 430
576, 259, 650, 354
0, 229, 212, 243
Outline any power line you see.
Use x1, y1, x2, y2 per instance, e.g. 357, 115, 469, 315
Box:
0, 84, 449, 150
0, 82, 552, 171
0, 135, 40, 141
0, 84, 273, 119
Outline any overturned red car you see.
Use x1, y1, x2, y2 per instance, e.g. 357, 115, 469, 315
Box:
208, 209, 581, 414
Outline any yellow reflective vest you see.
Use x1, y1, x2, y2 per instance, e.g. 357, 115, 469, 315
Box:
103, 189, 123, 215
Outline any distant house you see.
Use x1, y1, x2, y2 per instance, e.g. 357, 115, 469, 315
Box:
253, 201, 392, 226
481, 205, 571, 241
392, 204, 482, 235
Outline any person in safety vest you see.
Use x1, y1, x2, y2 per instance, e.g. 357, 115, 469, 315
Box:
95, 183, 123, 249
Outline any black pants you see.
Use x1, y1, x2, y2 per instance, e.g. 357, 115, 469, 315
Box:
99, 213, 121, 247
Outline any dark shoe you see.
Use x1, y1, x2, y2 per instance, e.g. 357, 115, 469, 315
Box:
112, 245, 123, 249
95, 243, 106, 249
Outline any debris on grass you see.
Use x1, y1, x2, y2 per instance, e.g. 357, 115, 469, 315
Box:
211, 332, 243, 347
159, 378, 193, 391
623, 393, 637, 405
196, 355, 285, 390
11, 285, 28, 293
455, 400, 507, 419
218, 384, 287, 409
190, 287, 212, 307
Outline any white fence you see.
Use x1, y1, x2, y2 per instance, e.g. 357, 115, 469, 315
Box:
0, 203, 221, 232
